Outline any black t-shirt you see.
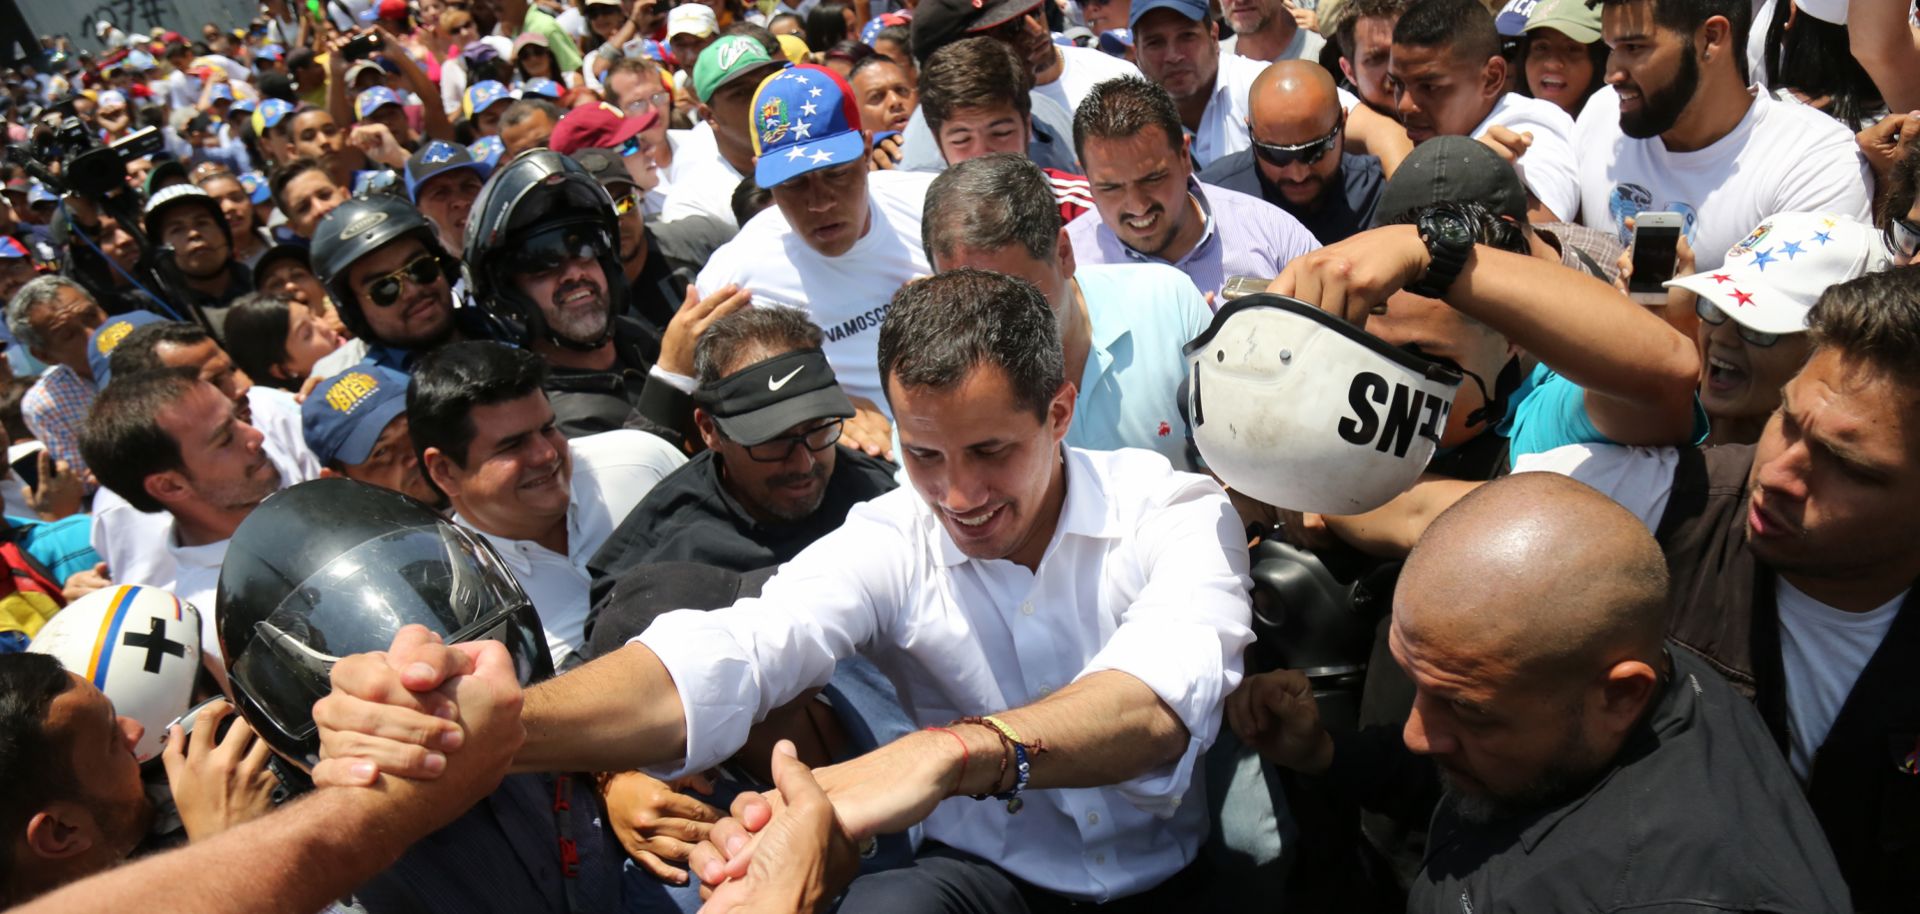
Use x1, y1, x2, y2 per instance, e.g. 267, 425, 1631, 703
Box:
586, 445, 898, 583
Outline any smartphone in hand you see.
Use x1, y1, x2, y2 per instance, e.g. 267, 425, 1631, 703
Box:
1627, 212, 1683, 305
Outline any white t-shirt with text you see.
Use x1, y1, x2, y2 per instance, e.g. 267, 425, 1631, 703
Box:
1032, 45, 1143, 126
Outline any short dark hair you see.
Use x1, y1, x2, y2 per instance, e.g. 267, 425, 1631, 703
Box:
846, 52, 899, 82
1595, 0, 1751, 70
1391, 0, 1500, 64
268, 157, 330, 216
877, 268, 1064, 420
220, 293, 297, 390
501, 98, 561, 131
804, 2, 853, 52
1333, 0, 1411, 58
78, 368, 203, 513
919, 37, 1033, 136
1072, 76, 1184, 162
1807, 265, 1920, 390
923, 153, 1061, 265
693, 306, 826, 386
873, 23, 912, 53
0, 654, 79, 904
730, 176, 773, 226
768, 12, 803, 32
724, 22, 783, 58
108, 321, 213, 381
407, 341, 550, 470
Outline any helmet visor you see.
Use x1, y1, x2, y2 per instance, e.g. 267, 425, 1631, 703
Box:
228, 523, 538, 749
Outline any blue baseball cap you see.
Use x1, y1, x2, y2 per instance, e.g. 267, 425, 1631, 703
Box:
355, 85, 404, 120
405, 140, 490, 201
208, 83, 235, 105
1495, 0, 1539, 37
468, 135, 505, 169
26, 183, 57, 208
302, 365, 412, 466
749, 64, 866, 188
520, 77, 563, 100
88, 310, 166, 388
463, 80, 512, 119
231, 96, 258, 114
1098, 28, 1133, 55
0, 236, 31, 261
252, 98, 296, 133
257, 43, 286, 62
237, 171, 272, 204
1128, 0, 1205, 27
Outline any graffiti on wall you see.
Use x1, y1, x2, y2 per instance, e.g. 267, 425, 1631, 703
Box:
73, 0, 175, 41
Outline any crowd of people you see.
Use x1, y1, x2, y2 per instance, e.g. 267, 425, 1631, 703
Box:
1, 0, 1918, 910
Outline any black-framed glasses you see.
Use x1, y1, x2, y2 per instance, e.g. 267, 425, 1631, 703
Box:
1695, 297, 1784, 347
1250, 122, 1341, 169
508, 224, 611, 275
744, 419, 843, 462
1892, 216, 1919, 260
364, 254, 445, 307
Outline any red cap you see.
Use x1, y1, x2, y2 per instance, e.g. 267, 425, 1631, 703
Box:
550, 102, 660, 156
378, 0, 409, 19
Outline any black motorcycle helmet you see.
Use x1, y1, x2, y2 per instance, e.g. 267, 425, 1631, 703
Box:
310, 194, 461, 342
216, 478, 553, 769
463, 148, 628, 352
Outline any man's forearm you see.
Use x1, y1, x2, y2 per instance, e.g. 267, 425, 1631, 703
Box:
967, 670, 1190, 793
11, 787, 419, 914
517, 640, 690, 773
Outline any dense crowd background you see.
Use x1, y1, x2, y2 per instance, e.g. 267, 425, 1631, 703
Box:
0, 0, 1918, 911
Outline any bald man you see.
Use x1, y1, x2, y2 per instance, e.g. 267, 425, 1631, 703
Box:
1198, 61, 1385, 244
1229, 473, 1848, 911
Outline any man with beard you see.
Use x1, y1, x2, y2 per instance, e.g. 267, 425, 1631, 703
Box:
404, 140, 491, 258
409, 341, 684, 667
1067, 76, 1320, 304
1332, 0, 1408, 114
1200, 60, 1387, 244
1220, 0, 1324, 63
1229, 472, 1849, 911
78, 370, 285, 649
308, 196, 481, 380
143, 186, 251, 339
466, 149, 695, 440
589, 306, 896, 578
1129, 0, 1269, 168
1574, 0, 1869, 272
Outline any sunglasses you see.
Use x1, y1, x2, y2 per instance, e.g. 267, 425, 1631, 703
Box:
364, 253, 446, 307
611, 191, 641, 216
508, 224, 611, 275
1695, 297, 1784, 347
1250, 122, 1340, 169
1892, 217, 1919, 261
616, 133, 651, 159
745, 419, 843, 462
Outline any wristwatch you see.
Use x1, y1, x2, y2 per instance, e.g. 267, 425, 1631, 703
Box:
1406, 205, 1477, 299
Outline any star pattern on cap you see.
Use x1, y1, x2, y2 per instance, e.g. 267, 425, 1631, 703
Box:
1813, 230, 1833, 246
1730, 288, 1755, 308
801, 100, 818, 116
1820, 217, 1837, 229
1781, 240, 1805, 260
1710, 273, 1732, 283
794, 119, 812, 138
1750, 247, 1777, 271
792, 73, 811, 85
786, 145, 808, 160
809, 87, 823, 98
810, 149, 834, 164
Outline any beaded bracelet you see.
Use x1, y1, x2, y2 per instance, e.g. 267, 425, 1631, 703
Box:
956, 715, 1044, 814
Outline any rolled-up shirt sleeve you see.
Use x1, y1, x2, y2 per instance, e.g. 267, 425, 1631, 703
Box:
633, 503, 907, 776
1076, 476, 1253, 815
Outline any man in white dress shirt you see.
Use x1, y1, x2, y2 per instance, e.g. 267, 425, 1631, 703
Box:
311, 269, 1256, 911
1130, 0, 1270, 168
408, 341, 685, 669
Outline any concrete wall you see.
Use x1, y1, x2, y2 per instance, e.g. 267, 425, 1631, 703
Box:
12, 0, 263, 54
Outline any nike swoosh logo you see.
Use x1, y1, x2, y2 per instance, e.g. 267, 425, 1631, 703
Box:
768, 366, 804, 391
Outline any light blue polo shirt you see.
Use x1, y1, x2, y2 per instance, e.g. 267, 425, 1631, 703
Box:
1067, 263, 1211, 471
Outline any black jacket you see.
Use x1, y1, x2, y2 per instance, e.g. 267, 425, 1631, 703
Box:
1658, 445, 1920, 912
543, 316, 690, 443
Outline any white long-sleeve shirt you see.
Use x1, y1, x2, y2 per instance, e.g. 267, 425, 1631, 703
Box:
638, 446, 1254, 901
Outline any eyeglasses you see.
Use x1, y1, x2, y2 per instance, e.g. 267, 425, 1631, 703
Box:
508, 224, 611, 275
616, 133, 652, 159
1892, 216, 1920, 261
623, 93, 670, 116
744, 419, 843, 462
1694, 297, 1784, 347
364, 254, 446, 307
611, 191, 641, 216
1250, 122, 1341, 168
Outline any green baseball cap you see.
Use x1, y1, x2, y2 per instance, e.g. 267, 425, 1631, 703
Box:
1525, 0, 1602, 44
693, 35, 782, 104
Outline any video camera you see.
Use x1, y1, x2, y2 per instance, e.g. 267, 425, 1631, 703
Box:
17, 95, 165, 201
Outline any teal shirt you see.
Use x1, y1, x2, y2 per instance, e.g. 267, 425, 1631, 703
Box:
1504, 362, 1710, 460
1067, 264, 1212, 471
7, 514, 101, 585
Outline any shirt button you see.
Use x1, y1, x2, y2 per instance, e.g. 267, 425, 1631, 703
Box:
1038, 684, 1054, 697
1020, 602, 1034, 616
1087, 811, 1100, 825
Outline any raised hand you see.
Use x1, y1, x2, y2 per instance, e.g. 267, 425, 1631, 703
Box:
1225, 669, 1334, 774
161, 700, 279, 841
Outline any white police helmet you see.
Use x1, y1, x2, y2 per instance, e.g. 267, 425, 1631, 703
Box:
29, 586, 203, 763
1185, 294, 1464, 515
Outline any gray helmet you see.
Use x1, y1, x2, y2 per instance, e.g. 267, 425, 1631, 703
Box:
217, 478, 552, 770
310, 194, 459, 342
462, 149, 628, 351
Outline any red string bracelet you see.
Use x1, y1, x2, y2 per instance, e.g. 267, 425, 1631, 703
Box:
925, 726, 970, 794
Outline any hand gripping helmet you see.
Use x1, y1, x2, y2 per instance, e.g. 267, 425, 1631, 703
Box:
216, 478, 553, 769
29, 585, 203, 764
310, 194, 462, 342
462, 149, 628, 351
1185, 294, 1464, 515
